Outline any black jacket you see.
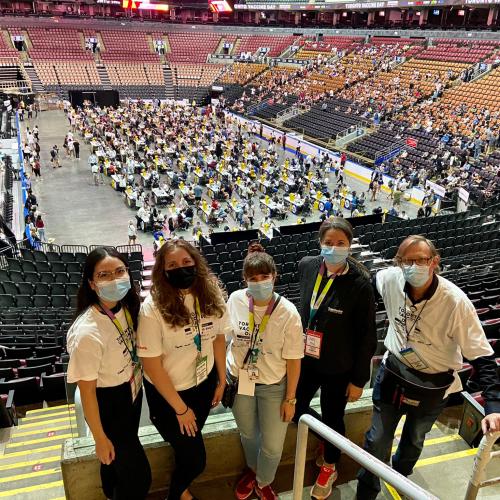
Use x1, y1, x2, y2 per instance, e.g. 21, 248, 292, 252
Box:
298, 255, 377, 387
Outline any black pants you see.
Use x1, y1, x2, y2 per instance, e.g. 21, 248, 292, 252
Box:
144, 369, 217, 500
96, 383, 151, 500
294, 361, 350, 464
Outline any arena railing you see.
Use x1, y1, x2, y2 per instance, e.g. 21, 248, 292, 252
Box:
293, 414, 439, 500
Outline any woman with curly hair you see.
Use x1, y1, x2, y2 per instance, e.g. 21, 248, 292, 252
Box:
137, 239, 229, 500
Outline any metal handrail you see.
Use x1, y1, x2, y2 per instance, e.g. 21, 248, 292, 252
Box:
465, 431, 500, 500
293, 415, 439, 500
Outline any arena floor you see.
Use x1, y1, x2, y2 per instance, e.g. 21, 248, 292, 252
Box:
23, 109, 419, 250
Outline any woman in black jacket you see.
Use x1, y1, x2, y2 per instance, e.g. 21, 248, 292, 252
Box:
294, 218, 376, 500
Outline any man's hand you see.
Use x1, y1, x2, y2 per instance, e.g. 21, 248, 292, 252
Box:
481, 413, 500, 434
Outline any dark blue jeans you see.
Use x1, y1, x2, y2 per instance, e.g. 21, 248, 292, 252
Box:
356, 364, 448, 499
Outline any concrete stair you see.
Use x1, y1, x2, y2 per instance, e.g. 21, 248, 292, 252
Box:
0, 404, 76, 500
96, 65, 112, 90
162, 65, 175, 99
22, 64, 44, 93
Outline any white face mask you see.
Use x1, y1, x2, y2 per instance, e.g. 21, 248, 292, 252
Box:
402, 264, 431, 288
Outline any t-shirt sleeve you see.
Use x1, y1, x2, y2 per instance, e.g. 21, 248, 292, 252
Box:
375, 268, 389, 297
217, 303, 232, 337
454, 300, 494, 360
282, 305, 305, 360
137, 298, 164, 358
67, 332, 104, 384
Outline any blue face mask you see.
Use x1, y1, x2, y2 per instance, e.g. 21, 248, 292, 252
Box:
402, 264, 431, 288
321, 245, 349, 265
96, 277, 131, 302
247, 278, 274, 301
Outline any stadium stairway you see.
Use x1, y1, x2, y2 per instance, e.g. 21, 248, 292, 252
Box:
0, 404, 75, 500
140, 251, 155, 300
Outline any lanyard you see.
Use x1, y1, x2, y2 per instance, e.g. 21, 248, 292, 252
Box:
244, 292, 276, 366
192, 297, 202, 354
99, 304, 138, 363
403, 293, 429, 345
308, 261, 344, 327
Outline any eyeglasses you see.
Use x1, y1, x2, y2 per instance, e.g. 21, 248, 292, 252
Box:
94, 266, 129, 281
396, 257, 433, 266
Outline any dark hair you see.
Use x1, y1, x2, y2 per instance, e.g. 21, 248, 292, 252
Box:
151, 239, 225, 328
74, 247, 140, 329
243, 242, 277, 279
318, 218, 353, 244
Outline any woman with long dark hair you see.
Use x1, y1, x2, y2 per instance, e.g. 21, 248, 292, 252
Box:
294, 218, 377, 500
137, 239, 228, 500
67, 247, 151, 500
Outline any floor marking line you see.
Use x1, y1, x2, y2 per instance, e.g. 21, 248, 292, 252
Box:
0, 455, 61, 472
392, 434, 462, 452
6, 434, 72, 448
12, 424, 74, 438
384, 481, 402, 500
0, 445, 62, 460
0, 467, 61, 485
25, 405, 74, 415
415, 448, 478, 468
0, 479, 63, 497
21, 411, 75, 422
18, 417, 76, 429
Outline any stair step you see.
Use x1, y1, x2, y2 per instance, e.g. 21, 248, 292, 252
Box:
142, 279, 151, 289
142, 269, 152, 278
144, 260, 155, 269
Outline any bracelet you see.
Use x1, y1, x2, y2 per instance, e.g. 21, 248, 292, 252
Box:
175, 405, 190, 416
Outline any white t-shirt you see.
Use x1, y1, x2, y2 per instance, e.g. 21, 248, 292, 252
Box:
137, 293, 229, 391
377, 267, 493, 394
226, 289, 304, 385
67, 307, 135, 387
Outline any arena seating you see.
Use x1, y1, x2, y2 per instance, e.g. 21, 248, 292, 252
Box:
218, 63, 267, 85
236, 34, 297, 58
294, 36, 364, 59
99, 30, 159, 63
415, 39, 499, 63
284, 98, 366, 140
166, 33, 221, 63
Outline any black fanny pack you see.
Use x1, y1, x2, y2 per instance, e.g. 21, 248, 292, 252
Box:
379, 353, 455, 410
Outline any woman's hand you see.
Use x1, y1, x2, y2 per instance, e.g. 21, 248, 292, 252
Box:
212, 382, 226, 408
177, 407, 198, 437
280, 401, 296, 423
95, 434, 115, 465
345, 383, 363, 403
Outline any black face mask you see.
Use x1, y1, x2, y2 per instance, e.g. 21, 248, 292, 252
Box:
165, 265, 197, 289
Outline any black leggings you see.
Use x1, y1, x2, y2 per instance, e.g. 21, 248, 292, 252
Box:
96, 383, 152, 500
144, 369, 217, 500
294, 361, 350, 464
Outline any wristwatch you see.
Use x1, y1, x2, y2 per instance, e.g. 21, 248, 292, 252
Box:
284, 398, 297, 405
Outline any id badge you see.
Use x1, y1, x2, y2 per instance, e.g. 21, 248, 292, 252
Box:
248, 365, 259, 381
305, 329, 323, 359
129, 362, 143, 402
400, 347, 429, 371
238, 368, 255, 396
195, 355, 208, 385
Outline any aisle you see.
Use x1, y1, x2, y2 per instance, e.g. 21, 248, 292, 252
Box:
23, 109, 418, 249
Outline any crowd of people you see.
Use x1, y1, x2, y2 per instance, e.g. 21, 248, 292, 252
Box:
68, 100, 380, 246
67, 221, 500, 500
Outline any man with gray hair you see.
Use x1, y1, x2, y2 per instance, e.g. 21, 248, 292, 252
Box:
357, 235, 500, 499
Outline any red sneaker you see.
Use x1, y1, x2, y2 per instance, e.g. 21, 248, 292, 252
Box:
311, 465, 338, 499
255, 484, 278, 500
235, 469, 256, 500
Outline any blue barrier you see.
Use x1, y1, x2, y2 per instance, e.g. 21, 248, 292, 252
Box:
15, 111, 34, 248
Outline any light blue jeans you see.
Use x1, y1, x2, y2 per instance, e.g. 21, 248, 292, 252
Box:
232, 380, 289, 487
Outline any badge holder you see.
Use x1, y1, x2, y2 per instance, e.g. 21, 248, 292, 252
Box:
196, 353, 208, 386
129, 362, 143, 402
400, 347, 429, 371
305, 329, 323, 359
